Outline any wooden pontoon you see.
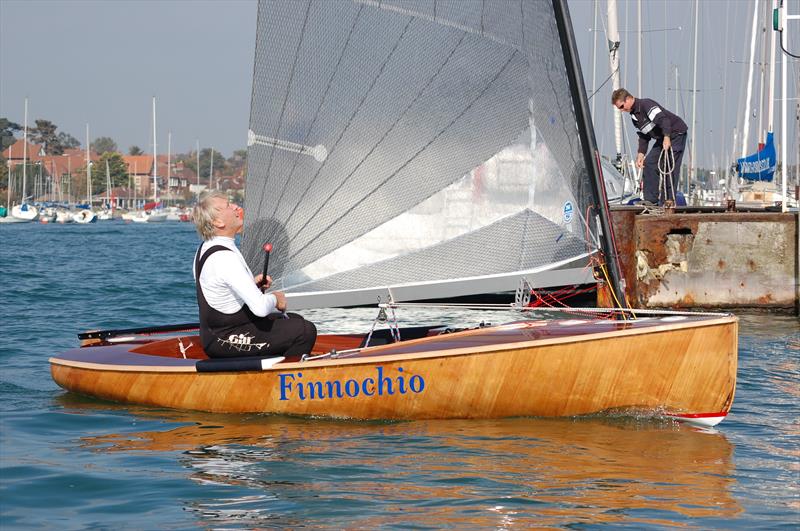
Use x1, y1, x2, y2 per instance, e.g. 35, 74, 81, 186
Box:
50, 313, 737, 427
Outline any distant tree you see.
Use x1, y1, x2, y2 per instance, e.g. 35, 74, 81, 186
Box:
91, 136, 118, 156
180, 147, 226, 184
0, 155, 7, 190
1, 118, 22, 151
129, 145, 143, 156
92, 152, 129, 194
57, 132, 81, 151
29, 119, 60, 154
198, 148, 227, 183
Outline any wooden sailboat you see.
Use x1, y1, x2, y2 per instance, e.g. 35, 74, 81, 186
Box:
50, 0, 737, 427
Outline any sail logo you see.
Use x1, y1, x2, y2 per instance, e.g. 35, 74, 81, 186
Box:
740, 159, 774, 174
278, 366, 425, 401
563, 201, 574, 223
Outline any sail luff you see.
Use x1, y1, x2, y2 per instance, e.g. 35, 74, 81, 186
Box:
551, 0, 626, 308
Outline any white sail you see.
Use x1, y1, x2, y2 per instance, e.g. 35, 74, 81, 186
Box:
243, 0, 601, 308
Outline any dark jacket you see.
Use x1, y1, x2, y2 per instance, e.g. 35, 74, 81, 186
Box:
630, 98, 688, 154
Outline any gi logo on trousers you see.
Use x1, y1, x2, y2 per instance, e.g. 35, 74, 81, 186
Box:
218, 332, 269, 352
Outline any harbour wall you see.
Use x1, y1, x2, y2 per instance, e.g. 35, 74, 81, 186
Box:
609, 208, 799, 310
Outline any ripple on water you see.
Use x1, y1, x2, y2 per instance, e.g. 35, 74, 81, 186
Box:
0, 222, 798, 528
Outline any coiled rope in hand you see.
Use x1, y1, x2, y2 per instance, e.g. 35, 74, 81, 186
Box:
657, 145, 676, 204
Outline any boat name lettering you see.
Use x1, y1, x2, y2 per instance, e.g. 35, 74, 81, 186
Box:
278, 366, 425, 401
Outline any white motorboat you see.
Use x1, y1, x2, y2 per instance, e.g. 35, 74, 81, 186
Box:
131, 210, 167, 223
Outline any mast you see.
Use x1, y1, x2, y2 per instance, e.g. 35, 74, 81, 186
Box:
637, 0, 642, 98
210, 147, 215, 190
768, 0, 777, 133
689, 0, 699, 191
553, 0, 626, 308
5, 159, 10, 211
778, 0, 788, 212
742, 0, 760, 157
22, 98, 27, 204
106, 159, 111, 210
590, 0, 598, 120
152, 96, 158, 202
606, 0, 624, 166
196, 140, 200, 197
167, 131, 171, 202
719, 4, 732, 185
85, 124, 91, 206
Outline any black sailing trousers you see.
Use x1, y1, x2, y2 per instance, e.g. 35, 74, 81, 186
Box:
642, 132, 686, 204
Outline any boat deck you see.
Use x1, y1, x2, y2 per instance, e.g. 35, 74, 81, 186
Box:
51, 314, 727, 373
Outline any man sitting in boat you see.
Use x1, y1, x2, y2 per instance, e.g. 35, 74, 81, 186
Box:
192, 190, 317, 359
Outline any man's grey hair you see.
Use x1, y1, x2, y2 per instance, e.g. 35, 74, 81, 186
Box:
193, 190, 229, 240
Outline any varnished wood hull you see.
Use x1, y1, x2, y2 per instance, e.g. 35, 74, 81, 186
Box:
50, 316, 737, 425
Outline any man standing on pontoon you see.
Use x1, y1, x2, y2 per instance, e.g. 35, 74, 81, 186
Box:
612, 88, 688, 205
192, 190, 317, 359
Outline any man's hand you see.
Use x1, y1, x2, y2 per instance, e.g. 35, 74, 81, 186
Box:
663, 136, 672, 150
636, 152, 645, 169
254, 274, 272, 291
274, 291, 287, 312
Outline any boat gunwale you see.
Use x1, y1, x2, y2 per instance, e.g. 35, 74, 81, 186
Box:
49, 315, 738, 374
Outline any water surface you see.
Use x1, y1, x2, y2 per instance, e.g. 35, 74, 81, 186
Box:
1, 222, 798, 528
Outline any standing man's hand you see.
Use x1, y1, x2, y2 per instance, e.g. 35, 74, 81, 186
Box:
636, 153, 645, 169
663, 136, 672, 150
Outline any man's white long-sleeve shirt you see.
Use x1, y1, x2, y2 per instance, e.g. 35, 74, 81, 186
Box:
193, 236, 278, 316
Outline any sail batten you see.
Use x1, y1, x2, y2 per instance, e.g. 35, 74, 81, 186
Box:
245, 0, 599, 307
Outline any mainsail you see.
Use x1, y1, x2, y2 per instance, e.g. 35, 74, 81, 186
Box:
244, 0, 605, 308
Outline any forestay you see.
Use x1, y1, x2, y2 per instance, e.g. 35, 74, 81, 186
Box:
243, 0, 600, 309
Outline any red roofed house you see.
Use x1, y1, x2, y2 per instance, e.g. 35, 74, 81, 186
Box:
123, 155, 155, 197
4, 139, 99, 202
3, 139, 45, 168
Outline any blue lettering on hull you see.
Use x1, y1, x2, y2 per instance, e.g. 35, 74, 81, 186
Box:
278, 367, 425, 401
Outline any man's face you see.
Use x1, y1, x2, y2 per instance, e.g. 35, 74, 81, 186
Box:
212, 196, 243, 234
614, 96, 634, 113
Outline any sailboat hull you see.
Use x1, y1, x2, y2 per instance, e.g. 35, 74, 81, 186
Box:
50, 316, 737, 426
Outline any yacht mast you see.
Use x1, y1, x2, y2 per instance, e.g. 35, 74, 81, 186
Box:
742, 0, 760, 158
689, 0, 699, 191
768, 0, 777, 133
152, 96, 158, 202
607, 0, 623, 166
590, 0, 598, 119
167, 131, 171, 202
86, 124, 91, 206
637, 0, 642, 98
554, 0, 626, 308
196, 140, 200, 197
22, 98, 27, 204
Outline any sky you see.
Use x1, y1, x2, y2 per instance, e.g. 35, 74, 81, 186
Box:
1, 0, 798, 170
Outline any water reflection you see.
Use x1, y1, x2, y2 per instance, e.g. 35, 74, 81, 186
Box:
66, 398, 740, 528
